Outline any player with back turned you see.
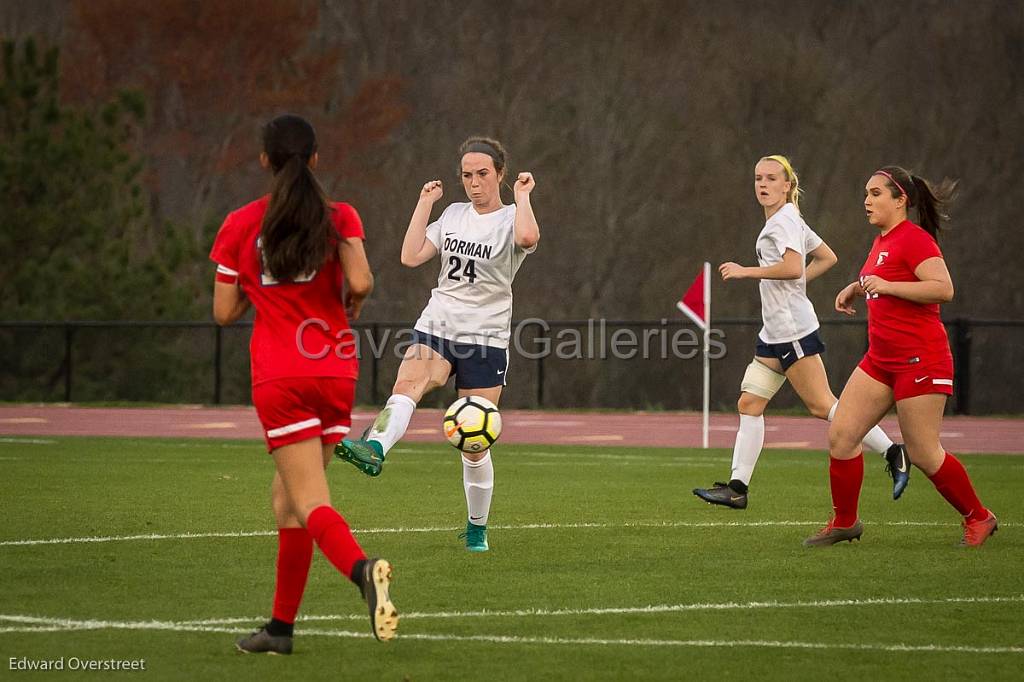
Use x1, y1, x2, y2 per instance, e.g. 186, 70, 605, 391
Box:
209, 114, 398, 654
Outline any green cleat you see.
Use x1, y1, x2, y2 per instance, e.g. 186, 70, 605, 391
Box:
334, 439, 385, 477
459, 521, 489, 552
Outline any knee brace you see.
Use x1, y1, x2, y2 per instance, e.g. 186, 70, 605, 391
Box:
740, 360, 787, 400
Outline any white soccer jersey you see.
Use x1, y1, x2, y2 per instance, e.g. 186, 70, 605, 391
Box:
755, 202, 824, 344
414, 202, 534, 349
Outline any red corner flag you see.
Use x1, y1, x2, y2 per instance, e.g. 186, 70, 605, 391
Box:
676, 262, 712, 448
676, 263, 710, 330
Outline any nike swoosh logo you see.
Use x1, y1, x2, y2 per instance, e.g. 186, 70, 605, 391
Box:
497, 370, 505, 374
730, 496, 744, 502
469, 516, 483, 521
444, 423, 460, 438
896, 461, 907, 473
914, 376, 929, 383
781, 352, 792, 359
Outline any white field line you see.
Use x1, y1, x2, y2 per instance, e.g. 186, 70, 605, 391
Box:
519, 452, 732, 461
1, 519, 1003, 548
0, 612, 1021, 654
170, 594, 1024, 626
346, 630, 1024, 654
8, 440, 1016, 465
0, 530, 277, 547
516, 458, 716, 464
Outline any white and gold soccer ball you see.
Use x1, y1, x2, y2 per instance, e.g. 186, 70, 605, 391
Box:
443, 396, 502, 453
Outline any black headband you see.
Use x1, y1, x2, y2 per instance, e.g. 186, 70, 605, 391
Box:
463, 142, 501, 161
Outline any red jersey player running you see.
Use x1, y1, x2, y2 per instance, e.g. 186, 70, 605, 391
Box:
804, 166, 997, 547
210, 114, 398, 653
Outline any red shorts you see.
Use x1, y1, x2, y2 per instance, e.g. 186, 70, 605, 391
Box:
858, 354, 954, 402
251, 377, 356, 452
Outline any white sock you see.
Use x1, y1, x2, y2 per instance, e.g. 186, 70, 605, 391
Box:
827, 402, 892, 456
730, 414, 765, 486
861, 425, 894, 456
462, 451, 494, 526
367, 394, 417, 456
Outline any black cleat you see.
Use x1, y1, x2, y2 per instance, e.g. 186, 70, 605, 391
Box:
884, 443, 910, 500
803, 519, 864, 547
357, 558, 399, 641
692, 481, 748, 509
235, 624, 293, 655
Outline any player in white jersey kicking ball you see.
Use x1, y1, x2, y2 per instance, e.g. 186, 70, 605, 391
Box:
337, 136, 539, 552
693, 155, 908, 510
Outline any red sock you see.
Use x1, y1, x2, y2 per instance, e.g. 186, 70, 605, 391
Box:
928, 453, 989, 522
271, 527, 313, 624
830, 454, 863, 528
305, 505, 367, 582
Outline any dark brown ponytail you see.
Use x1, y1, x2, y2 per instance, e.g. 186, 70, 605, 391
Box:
260, 115, 334, 281
876, 165, 958, 240
908, 174, 958, 240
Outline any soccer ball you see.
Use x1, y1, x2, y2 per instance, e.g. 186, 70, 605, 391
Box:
443, 396, 502, 453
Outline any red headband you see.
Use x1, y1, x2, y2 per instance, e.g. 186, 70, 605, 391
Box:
873, 170, 907, 199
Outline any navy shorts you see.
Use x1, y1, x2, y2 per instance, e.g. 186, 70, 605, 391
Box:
755, 330, 825, 371
411, 330, 508, 389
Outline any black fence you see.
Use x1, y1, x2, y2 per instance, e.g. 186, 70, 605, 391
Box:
1, 319, 1021, 414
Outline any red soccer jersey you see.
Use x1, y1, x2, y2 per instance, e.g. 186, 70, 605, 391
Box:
860, 220, 952, 370
209, 196, 365, 386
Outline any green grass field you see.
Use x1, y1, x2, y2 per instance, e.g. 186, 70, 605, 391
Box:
1, 436, 1021, 680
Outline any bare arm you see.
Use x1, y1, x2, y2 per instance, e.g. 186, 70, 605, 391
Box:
804, 241, 838, 283
861, 256, 953, 304
513, 172, 540, 249
212, 280, 251, 325
835, 280, 865, 316
719, 249, 802, 281
400, 180, 443, 268
338, 237, 374, 320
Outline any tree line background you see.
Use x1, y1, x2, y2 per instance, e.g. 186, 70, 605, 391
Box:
1, 0, 1022, 412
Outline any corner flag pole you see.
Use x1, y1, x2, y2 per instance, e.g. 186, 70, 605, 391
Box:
676, 262, 712, 449
702, 261, 711, 449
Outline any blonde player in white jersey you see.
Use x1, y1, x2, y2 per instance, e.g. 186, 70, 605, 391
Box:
337, 136, 539, 552
693, 155, 908, 510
